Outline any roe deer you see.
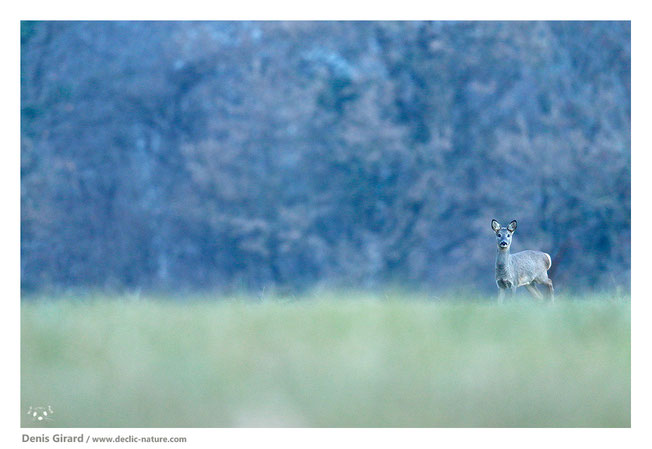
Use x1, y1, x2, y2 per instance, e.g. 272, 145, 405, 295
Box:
491, 219, 554, 303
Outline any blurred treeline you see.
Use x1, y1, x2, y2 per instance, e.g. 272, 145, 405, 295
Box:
20, 21, 630, 294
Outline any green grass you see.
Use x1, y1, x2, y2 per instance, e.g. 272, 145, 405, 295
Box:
21, 294, 630, 427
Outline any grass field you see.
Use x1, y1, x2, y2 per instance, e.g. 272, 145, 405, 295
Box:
21, 293, 630, 427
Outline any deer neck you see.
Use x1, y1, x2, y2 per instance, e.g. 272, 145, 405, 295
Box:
495, 247, 512, 278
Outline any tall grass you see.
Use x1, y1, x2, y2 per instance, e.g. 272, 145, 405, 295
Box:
21, 294, 630, 427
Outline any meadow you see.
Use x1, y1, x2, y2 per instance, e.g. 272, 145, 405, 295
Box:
21, 293, 630, 427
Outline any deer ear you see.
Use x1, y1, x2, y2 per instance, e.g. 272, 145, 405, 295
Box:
507, 220, 517, 232
491, 219, 501, 232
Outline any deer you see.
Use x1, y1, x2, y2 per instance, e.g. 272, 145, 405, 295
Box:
491, 219, 554, 303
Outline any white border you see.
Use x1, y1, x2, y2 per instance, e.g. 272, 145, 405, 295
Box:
7, 0, 637, 20
5, 2, 649, 448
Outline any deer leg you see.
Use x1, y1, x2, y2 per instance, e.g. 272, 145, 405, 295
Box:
497, 288, 505, 304
526, 282, 543, 300
544, 279, 555, 303
535, 272, 555, 303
